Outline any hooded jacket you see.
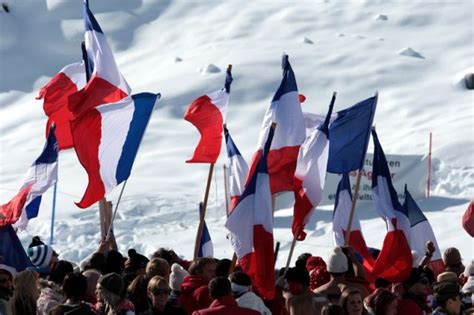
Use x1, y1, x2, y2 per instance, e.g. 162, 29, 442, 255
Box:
178, 275, 212, 314
236, 291, 271, 315
37, 279, 64, 315
192, 296, 260, 315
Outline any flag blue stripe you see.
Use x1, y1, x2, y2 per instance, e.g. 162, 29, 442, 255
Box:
333, 173, 351, 219
115, 93, 158, 184
224, 127, 242, 157
83, 0, 103, 33
404, 187, 427, 227
271, 55, 298, 102
34, 126, 58, 165
25, 196, 42, 220
0, 225, 33, 271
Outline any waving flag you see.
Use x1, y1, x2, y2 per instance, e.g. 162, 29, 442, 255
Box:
185, 67, 233, 163
327, 95, 377, 174
371, 129, 412, 282
0, 225, 33, 272
404, 185, 444, 276
292, 94, 335, 241
71, 93, 159, 209
68, 0, 130, 117
0, 127, 58, 228
247, 55, 305, 194
37, 62, 87, 150
333, 173, 375, 270
197, 203, 214, 258
225, 124, 276, 300
224, 126, 249, 211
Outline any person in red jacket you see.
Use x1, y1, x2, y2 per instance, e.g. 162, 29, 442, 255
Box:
192, 277, 260, 315
178, 257, 216, 314
397, 268, 431, 315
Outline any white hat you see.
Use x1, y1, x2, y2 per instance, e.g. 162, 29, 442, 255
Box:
170, 263, 188, 291
0, 264, 17, 278
327, 247, 348, 273
462, 276, 474, 294
464, 260, 474, 277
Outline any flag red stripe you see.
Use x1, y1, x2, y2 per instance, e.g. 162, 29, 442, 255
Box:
0, 185, 32, 226
292, 177, 313, 241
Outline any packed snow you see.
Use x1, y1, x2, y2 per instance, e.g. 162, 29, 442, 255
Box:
0, 0, 473, 267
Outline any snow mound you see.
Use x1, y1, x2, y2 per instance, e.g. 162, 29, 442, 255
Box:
202, 64, 221, 74
174, 57, 183, 63
302, 37, 314, 44
375, 14, 388, 21
398, 47, 425, 59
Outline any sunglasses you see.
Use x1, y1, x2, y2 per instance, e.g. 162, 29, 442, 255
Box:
152, 288, 171, 296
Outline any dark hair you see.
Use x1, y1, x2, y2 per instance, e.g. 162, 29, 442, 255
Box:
151, 248, 174, 265
28, 236, 45, 248
339, 288, 361, 313
215, 259, 231, 277
49, 260, 74, 285
229, 271, 252, 286
323, 303, 345, 315
63, 272, 88, 299
86, 252, 106, 273
208, 277, 231, 299
285, 267, 310, 287
127, 275, 149, 313
189, 257, 216, 276
103, 250, 125, 275
295, 253, 312, 270
365, 288, 397, 315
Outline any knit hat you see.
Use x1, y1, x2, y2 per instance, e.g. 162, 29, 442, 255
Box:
99, 272, 124, 297
169, 263, 189, 291
306, 256, 326, 272
124, 249, 149, 273
309, 267, 330, 290
327, 247, 348, 273
437, 271, 459, 283
462, 276, 474, 294
464, 260, 474, 277
27, 244, 54, 269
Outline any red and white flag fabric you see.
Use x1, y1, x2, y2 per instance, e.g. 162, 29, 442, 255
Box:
184, 68, 233, 163
68, 0, 130, 117
224, 126, 249, 211
371, 129, 412, 283
333, 173, 375, 271
404, 185, 444, 276
36, 62, 86, 150
292, 95, 335, 241
247, 55, 305, 194
225, 125, 276, 300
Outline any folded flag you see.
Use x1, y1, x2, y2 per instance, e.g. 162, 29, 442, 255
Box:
197, 203, 214, 258
37, 62, 86, 150
327, 95, 377, 174
371, 129, 412, 282
68, 0, 130, 117
224, 126, 249, 211
0, 126, 58, 228
71, 93, 159, 208
247, 55, 305, 194
404, 185, 444, 276
0, 225, 33, 272
333, 173, 375, 270
292, 94, 335, 241
185, 67, 232, 163
225, 124, 276, 300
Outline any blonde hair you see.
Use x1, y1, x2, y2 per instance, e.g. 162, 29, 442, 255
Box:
146, 258, 170, 280
148, 275, 170, 292
12, 270, 39, 314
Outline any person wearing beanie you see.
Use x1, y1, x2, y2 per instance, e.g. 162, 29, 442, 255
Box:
229, 271, 271, 315
397, 267, 431, 315
444, 247, 465, 277
314, 247, 349, 303
27, 244, 58, 273
124, 249, 149, 275
96, 273, 135, 315
169, 263, 189, 306
306, 256, 326, 273
37, 260, 74, 315
433, 281, 462, 315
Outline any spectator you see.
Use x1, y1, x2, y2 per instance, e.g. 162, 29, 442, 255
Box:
0, 264, 15, 315
143, 276, 186, 315
339, 288, 363, 315
27, 243, 59, 274
83, 269, 101, 304
127, 275, 149, 314
285, 267, 328, 314
397, 268, 430, 315
96, 272, 135, 315
169, 263, 189, 307
364, 288, 397, 315
314, 247, 349, 303
50, 272, 95, 315
125, 249, 149, 276
146, 258, 170, 282
103, 250, 125, 275
215, 259, 231, 278
229, 271, 270, 315
37, 260, 74, 315
443, 248, 465, 277
12, 270, 39, 315
433, 280, 462, 315
151, 248, 191, 270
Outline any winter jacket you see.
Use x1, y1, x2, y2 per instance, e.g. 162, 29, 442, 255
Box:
178, 275, 212, 314
95, 299, 135, 315
192, 296, 260, 315
432, 308, 450, 315
141, 302, 187, 315
49, 301, 97, 315
0, 287, 12, 315
396, 293, 428, 315
37, 279, 64, 315
236, 292, 271, 315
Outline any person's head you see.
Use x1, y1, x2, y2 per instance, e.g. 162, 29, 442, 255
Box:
309, 267, 330, 290
403, 268, 430, 296
104, 250, 125, 275
82, 269, 100, 301
146, 258, 170, 281
27, 244, 57, 271
229, 271, 252, 297
169, 263, 189, 292
13, 270, 39, 300
285, 267, 310, 296
327, 247, 348, 277
189, 257, 216, 282
124, 249, 149, 275
87, 252, 106, 273
127, 274, 149, 310
306, 256, 326, 273
364, 288, 398, 315
208, 276, 232, 300
49, 260, 74, 285
63, 272, 88, 300
0, 265, 15, 291
444, 247, 465, 277
322, 303, 345, 315
97, 272, 125, 306
147, 276, 171, 310
215, 259, 231, 277
340, 288, 363, 315
151, 248, 182, 266
434, 281, 462, 314
295, 253, 312, 270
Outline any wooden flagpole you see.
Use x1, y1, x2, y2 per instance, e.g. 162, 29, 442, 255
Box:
105, 180, 128, 241
193, 163, 215, 260
284, 226, 301, 274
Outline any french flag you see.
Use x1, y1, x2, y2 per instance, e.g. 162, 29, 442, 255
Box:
68, 0, 130, 117
332, 173, 375, 271
224, 126, 249, 211
247, 55, 305, 194
404, 185, 444, 276
71, 93, 159, 209
197, 203, 214, 258
225, 124, 276, 300
36, 62, 86, 150
185, 67, 232, 163
292, 94, 335, 241
371, 129, 412, 283
0, 127, 58, 229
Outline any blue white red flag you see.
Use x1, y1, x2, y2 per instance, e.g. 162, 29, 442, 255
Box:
292, 94, 335, 241
184, 67, 232, 163
224, 126, 249, 211
371, 129, 412, 282
37, 62, 86, 150
404, 185, 444, 276
68, 0, 130, 117
0, 225, 33, 272
225, 124, 276, 300
327, 95, 377, 174
198, 203, 214, 258
247, 55, 305, 194
71, 93, 159, 208
0, 127, 58, 228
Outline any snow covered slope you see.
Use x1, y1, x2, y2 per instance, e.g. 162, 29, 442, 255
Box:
0, 1, 472, 266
